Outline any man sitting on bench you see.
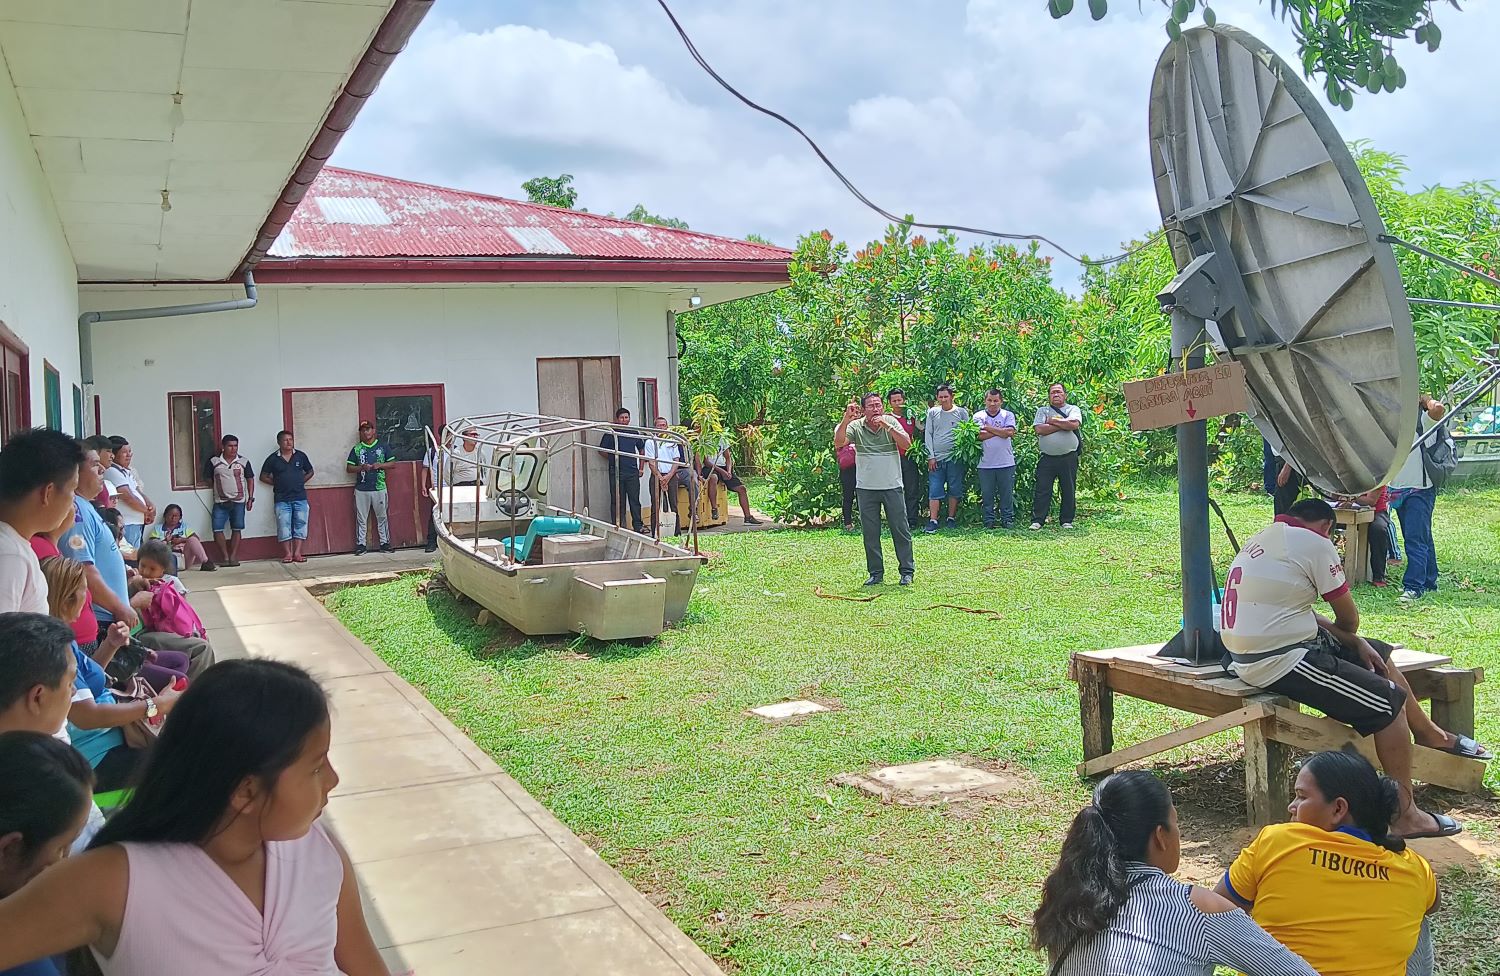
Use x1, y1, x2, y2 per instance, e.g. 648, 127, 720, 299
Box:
1221, 498, 1489, 839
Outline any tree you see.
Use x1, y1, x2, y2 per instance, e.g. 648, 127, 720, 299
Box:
521, 174, 578, 210
624, 204, 689, 229
1048, 0, 1458, 111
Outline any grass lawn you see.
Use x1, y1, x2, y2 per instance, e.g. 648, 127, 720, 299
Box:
329, 485, 1500, 975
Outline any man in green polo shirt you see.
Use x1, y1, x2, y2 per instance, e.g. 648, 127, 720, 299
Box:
834, 393, 914, 586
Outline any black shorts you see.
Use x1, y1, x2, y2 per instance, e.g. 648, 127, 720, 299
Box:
1263, 631, 1407, 737
700, 466, 743, 490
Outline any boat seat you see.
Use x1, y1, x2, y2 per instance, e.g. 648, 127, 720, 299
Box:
500, 516, 584, 562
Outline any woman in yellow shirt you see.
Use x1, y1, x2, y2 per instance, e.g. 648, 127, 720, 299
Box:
1216, 750, 1438, 976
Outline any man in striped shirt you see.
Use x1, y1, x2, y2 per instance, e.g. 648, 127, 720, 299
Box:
834, 393, 913, 586
1221, 498, 1485, 838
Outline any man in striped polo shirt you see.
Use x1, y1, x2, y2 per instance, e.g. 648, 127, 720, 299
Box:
834, 393, 913, 586
1221, 498, 1486, 838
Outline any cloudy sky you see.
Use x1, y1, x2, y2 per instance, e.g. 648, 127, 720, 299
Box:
334, 0, 1500, 286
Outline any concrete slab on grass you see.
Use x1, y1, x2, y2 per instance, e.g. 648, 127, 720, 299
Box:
834, 759, 1016, 805
749, 700, 830, 720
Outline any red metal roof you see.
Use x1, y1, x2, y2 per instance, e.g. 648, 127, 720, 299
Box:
267, 167, 792, 264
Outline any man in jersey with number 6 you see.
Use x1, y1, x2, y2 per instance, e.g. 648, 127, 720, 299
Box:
1220, 498, 1490, 840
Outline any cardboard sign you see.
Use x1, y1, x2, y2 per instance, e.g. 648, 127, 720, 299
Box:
1122, 361, 1249, 431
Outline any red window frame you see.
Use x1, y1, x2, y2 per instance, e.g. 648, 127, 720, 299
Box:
637, 377, 660, 428
167, 391, 222, 490
0, 321, 30, 444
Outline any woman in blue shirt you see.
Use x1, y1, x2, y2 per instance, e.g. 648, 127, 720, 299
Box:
0, 731, 95, 976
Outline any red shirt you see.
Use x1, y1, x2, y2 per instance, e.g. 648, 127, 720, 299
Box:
894, 415, 917, 457
29, 535, 97, 644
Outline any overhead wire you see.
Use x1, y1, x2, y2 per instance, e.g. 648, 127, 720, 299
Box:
653, 0, 1167, 267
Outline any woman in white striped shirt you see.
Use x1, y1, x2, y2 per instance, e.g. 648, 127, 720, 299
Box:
1033, 771, 1318, 976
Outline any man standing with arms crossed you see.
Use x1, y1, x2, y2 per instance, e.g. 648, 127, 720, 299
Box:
835, 393, 914, 586
1030, 383, 1083, 530
974, 389, 1018, 529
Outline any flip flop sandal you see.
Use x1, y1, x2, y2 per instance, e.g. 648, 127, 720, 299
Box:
1401, 810, 1463, 840
1440, 733, 1491, 760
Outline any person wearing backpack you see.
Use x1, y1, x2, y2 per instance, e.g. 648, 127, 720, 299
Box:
1389, 394, 1449, 602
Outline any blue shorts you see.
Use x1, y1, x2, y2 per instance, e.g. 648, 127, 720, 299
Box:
928, 458, 966, 501
212, 501, 246, 532
275, 500, 310, 542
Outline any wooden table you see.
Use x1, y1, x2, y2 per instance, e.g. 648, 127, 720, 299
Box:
1071, 645, 1485, 825
1333, 505, 1374, 583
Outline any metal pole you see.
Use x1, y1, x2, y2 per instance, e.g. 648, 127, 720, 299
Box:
1172, 308, 1215, 663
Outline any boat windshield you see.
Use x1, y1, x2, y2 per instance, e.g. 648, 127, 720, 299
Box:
490, 453, 538, 492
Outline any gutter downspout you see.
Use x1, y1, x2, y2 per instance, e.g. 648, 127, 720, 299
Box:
77, 271, 258, 388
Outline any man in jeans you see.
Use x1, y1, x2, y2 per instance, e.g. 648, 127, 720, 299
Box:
835, 393, 914, 586
260, 430, 314, 563
887, 387, 924, 528
205, 434, 254, 566
346, 420, 395, 554
598, 408, 647, 534
1391, 393, 1447, 601
1030, 383, 1083, 530
924, 383, 967, 533
973, 389, 1018, 529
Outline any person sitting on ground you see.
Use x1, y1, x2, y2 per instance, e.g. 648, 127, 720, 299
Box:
43, 555, 187, 697
1221, 497, 1488, 840
0, 731, 96, 976
145, 503, 215, 572
0, 660, 392, 976
699, 441, 759, 525
0, 427, 83, 616
129, 542, 214, 681
1034, 770, 1316, 976
96, 506, 135, 565
1216, 750, 1439, 976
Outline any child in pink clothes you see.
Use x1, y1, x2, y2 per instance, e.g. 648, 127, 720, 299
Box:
0, 660, 394, 976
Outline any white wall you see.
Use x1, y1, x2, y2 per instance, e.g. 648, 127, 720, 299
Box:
79, 283, 673, 541
0, 54, 81, 431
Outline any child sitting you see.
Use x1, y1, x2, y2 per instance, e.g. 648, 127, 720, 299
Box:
96, 504, 136, 565
145, 502, 216, 572
136, 541, 191, 598
130, 541, 216, 680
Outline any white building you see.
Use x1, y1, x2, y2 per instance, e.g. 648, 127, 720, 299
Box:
0, 5, 788, 558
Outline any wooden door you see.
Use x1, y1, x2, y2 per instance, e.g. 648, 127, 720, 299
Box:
536, 357, 620, 517
0, 330, 28, 444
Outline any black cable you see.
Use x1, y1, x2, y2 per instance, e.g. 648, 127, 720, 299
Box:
653, 0, 1167, 267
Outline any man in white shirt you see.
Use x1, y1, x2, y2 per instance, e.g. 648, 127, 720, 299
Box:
446, 426, 483, 486
0, 428, 84, 613
1222, 498, 1485, 838
103, 436, 154, 548
645, 416, 698, 536
923, 383, 968, 533
1030, 383, 1083, 529
1390, 394, 1447, 601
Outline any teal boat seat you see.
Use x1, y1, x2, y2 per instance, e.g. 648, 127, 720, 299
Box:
500, 516, 583, 562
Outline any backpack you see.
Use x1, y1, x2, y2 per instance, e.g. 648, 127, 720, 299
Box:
1418, 418, 1458, 488
141, 580, 206, 639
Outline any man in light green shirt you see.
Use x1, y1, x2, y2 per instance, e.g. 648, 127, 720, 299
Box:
835, 393, 914, 586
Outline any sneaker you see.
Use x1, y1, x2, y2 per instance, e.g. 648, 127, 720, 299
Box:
379, 543, 395, 553
1399, 589, 1421, 602
354, 546, 367, 556
1062, 522, 1075, 529
944, 517, 957, 530
924, 520, 939, 534
711, 510, 720, 520
898, 573, 913, 586
863, 575, 884, 586
983, 523, 995, 530
1029, 522, 1042, 531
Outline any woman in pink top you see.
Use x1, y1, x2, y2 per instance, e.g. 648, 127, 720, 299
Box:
0, 660, 391, 976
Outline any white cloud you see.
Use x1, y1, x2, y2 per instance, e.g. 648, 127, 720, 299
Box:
335, 1, 1500, 288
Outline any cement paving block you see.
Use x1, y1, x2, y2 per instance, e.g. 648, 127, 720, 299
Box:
749, 700, 830, 719
834, 759, 1019, 805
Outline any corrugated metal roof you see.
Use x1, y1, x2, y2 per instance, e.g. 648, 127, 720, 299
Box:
267, 167, 793, 262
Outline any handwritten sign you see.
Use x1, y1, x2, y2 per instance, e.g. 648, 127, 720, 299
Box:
1121, 362, 1250, 431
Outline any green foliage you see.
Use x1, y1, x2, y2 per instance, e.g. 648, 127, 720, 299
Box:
521, 173, 578, 210
684, 393, 731, 462
948, 418, 984, 468
625, 203, 690, 229
1049, 0, 1458, 110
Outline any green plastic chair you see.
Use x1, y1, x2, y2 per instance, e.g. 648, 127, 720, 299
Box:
500, 516, 583, 562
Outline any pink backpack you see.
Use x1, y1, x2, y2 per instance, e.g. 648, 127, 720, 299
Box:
142, 580, 206, 639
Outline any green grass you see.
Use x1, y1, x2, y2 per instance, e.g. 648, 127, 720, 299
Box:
329, 486, 1500, 975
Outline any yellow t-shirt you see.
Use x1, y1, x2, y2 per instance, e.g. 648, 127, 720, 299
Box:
1226, 822, 1436, 976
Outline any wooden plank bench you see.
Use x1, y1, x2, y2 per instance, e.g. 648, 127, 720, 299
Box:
1070, 644, 1486, 825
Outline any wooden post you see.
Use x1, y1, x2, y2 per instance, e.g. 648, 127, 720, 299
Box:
1244, 716, 1293, 827
1077, 660, 1114, 768
1428, 670, 1477, 739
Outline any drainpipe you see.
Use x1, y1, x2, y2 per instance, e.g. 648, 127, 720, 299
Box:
77, 272, 258, 390
666, 310, 682, 424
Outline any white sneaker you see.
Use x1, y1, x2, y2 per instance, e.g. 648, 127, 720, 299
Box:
1029, 522, 1042, 531
1399, 589, 1421, 602
1062, 522, 1075, 529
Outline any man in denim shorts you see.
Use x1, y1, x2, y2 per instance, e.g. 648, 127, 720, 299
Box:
261, 430, 314, 564
204, 434, 254, 567
923, 383, 967, 533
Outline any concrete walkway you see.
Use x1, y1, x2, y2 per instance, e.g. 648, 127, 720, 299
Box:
189, 553, 723, 976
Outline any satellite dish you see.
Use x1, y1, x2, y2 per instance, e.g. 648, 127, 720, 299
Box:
1149, 25, 1419, 496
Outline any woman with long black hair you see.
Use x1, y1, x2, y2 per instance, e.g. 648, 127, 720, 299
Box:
0, 659, 392, 976
1034, 770, 1316, 976
1216, 750, 1439, 976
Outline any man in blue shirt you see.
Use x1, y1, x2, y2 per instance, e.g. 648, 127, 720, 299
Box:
260, 430, 315, 564
60, 444, 135, 639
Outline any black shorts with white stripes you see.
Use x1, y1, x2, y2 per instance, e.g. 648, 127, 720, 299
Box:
1264, 630, 1407, 737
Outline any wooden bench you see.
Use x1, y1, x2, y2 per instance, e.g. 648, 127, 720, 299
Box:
1070, 644, 1487, 825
